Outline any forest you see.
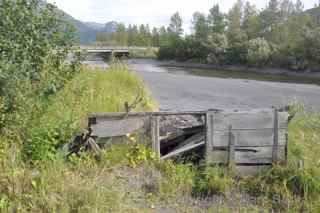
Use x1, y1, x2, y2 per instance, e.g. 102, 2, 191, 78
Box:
97, 0, 320, 71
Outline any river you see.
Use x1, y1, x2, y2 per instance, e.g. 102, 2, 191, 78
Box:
85, 58, 320, 111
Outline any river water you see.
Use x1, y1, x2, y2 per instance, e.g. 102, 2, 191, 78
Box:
85, 58, 320, 111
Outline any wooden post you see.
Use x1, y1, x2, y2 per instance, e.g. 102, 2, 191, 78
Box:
272, 108, 279, 164
151, 115, 160, 157
206, 113, 214, 161
228, 125, 235, 167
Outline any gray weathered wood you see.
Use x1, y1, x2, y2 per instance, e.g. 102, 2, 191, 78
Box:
207, 146, 286, 164
206, 113, 214, 160
228, 125, 235, 166
211, 129, 287, 147
89, 111, 206, 119
151, 116, 160, 157
161, 141, 205, 160
175, 132, 204, 150
211, 110, 288, 131
91, 115, 149, 137
272, 108, 279, 164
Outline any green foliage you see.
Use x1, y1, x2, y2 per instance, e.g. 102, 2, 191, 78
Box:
194, 166, 235, 196
247, 37, 273, 66
158, 1, 320, 71
158, 161, 195, 195
127, 144, 157, 168
208, 4, 226, 34
0, 0, 80, 130
168, 12, 184, 37
206, 33, 228, 64
192, 12, 209, 41
240, 165, 320, 211
96, 23, 158, 47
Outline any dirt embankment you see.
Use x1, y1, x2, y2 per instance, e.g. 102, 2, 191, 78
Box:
161, 61, 320, 78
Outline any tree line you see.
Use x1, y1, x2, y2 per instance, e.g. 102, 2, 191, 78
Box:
159, 0, 320, 71
97, 0, 320, 71
96, 23, 164, 47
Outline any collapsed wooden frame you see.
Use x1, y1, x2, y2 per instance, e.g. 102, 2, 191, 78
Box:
88, 108, 289, 176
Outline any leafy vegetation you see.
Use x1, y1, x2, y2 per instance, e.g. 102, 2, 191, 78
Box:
158, 1, 320, 71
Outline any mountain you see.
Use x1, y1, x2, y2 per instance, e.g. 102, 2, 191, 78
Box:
306, 6, 320, 25
102, 21, 118, 34
84, 22, 105, 31
50, 3, 117, 44
62, 14, 98, 44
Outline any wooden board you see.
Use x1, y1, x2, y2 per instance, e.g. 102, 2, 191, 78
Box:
151, 116, 160, 157
210, 110, 288, 131
90, 115, 150, 137
211, 129, 287, 147
207, 146, 286, 164
161, 141, 205, 160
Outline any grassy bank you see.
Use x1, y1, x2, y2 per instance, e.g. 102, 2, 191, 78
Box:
1, 65, 319, 212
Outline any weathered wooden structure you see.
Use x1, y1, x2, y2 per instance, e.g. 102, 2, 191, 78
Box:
88, 108, 289, 176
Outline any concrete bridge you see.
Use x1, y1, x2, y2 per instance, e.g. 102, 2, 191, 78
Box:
80, 46, 148, 53
80, 46, 150, 59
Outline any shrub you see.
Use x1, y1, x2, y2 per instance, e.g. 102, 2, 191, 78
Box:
0, 0, 80, 129
246, 37, 272, 66
206, 33, 228, 65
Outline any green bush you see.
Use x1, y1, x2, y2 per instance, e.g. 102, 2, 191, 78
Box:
246, 37, 272, 66
206, 33, 228, 65
0, 0, 80, 130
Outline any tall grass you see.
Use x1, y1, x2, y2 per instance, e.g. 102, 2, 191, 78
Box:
23, 65, 157, 163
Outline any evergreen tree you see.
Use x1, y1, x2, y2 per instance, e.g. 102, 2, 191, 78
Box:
192, 12, 209, 41
151, 27, 160, 47
208, 4, 226, 33
168, 12, 183, 37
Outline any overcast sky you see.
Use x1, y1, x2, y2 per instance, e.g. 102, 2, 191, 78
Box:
47, 0, 319, 30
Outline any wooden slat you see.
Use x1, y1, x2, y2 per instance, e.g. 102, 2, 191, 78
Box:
211, 129, 287, 147
91, 115, 149, 137
207, 146, 286, 164
272, 108, 279, 164
210, 110, 288, 131
151, 116, 160, 157
206, 113, 214, 160
161, 141, 205, 160
228, 125, 235, 166
174, 132, 204, 150
89, 111, 206, 119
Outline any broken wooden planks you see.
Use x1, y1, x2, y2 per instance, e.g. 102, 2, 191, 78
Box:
89, 113, 150, 138
88, 108, 289, 176
206, 108, 289, 176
